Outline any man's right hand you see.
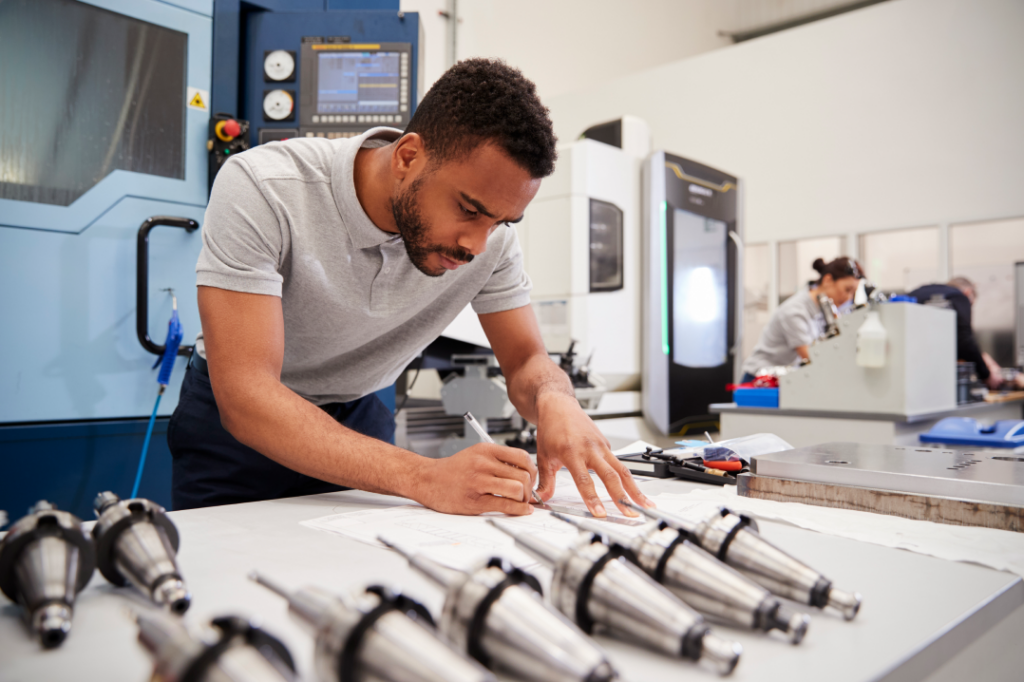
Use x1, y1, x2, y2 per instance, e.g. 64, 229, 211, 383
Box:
411, 443, 537, 516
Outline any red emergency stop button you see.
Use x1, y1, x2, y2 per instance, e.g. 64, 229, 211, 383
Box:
215, 119, 241, 142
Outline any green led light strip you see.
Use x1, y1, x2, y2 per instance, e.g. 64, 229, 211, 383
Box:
660, 201, 670, 355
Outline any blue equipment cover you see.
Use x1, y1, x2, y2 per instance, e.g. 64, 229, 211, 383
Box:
733, 388, 779, 409
919, 417, 1024, 448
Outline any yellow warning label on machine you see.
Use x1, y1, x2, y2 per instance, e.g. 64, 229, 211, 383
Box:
186, 86, 209, 112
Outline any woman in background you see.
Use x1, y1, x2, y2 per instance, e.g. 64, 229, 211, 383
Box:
740, 257, 863, 382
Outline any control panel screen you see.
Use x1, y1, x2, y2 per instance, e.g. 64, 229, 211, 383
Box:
316, 52, 401, 115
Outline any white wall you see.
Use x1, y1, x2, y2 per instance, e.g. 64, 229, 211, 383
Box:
402, 1, 888, 112
732, 0, 886, 34
541, 0, 1024, 244
453, 0, 736, 101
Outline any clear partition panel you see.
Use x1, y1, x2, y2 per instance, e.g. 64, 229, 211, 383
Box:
950, 217, 1024, 365
777, 236, 846, 303
859, 226, 940, 294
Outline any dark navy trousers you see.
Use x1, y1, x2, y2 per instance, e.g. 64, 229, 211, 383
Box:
168, 365, 395, 510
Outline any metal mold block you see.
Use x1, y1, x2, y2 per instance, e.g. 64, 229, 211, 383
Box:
751, 442, 1024, 506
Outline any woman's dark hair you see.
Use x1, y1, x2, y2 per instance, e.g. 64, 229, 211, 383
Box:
404, 58, 558, 178
812, 256, 863, 284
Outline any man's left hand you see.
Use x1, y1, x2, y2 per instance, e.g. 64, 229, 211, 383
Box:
533, 392, 654, 517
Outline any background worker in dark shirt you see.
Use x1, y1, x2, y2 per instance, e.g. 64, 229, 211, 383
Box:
909, 277, 1002, 390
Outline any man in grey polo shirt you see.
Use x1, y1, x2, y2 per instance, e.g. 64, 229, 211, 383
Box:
169, 59, 652, 518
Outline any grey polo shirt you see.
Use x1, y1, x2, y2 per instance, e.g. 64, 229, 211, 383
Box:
195, 128, 532, 405
741, 290, 824, 375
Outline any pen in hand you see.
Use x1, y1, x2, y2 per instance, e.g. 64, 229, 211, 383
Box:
464, 411, 543, 504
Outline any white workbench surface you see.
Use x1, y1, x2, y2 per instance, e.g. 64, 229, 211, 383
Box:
2, 476, 1022, 682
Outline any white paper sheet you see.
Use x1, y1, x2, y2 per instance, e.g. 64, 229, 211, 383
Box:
300, 470, 642, 570
647, 487, 1024, 577
611, 440, 660, 456
539, 471, 645, 524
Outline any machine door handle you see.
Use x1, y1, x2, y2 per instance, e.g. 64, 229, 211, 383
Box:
137, 216, 199, 357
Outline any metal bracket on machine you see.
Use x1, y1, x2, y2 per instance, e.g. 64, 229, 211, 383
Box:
438, 355, 515, 458
137, 216, 199, 357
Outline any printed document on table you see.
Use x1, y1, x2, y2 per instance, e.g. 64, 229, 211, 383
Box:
300, 470, 648, 571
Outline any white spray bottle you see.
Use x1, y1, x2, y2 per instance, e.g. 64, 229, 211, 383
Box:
856, 309, 887, 368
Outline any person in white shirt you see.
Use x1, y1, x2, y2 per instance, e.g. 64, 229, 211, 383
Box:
740, 257, 863, 381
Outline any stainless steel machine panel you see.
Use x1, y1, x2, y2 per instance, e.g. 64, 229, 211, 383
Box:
751, 442, 1024, 506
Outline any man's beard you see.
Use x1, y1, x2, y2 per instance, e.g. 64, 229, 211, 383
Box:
390, 177, 474, 277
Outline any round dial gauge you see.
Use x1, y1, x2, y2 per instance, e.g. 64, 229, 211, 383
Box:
263, 89, 293, 121
264, 50, 295, 81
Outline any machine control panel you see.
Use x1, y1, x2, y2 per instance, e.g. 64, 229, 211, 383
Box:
298, 36, 413, 140
208, 114, 251, 191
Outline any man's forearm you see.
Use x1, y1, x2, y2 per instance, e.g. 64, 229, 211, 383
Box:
215, 372, 427, 498
505, 352, 576, 424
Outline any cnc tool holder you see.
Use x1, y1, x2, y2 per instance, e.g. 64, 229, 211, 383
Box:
639, 506, 862, 620
251, 573, 496, 682
137, 611, 297, 682
93, 492, 191, 613
557, 510, 810, 643
382, 540, 620, 682
489, 519, 743, 675
0, 501, 95, 648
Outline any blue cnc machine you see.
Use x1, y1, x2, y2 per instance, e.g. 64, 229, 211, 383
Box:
0, 0, 420, 516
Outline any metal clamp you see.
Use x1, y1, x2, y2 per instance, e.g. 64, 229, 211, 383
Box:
137, 216, 198, 357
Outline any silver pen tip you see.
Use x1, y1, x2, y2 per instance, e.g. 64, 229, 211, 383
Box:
248, 571, 290, 599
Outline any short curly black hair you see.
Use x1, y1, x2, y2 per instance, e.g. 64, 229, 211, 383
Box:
404, 58, 558, 178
